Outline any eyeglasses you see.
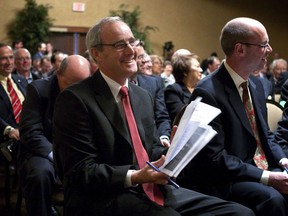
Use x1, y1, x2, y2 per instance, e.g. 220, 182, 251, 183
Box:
238, 41, 270, 49
93, 38, 141, 50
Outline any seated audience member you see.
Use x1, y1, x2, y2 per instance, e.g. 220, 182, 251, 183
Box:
52, 16, 254, 216
13, 48, 41, 83
31, 58, 42, 76
178, 17, 288, 216
83, 49, 98, 74
12, 40, 23, 52
137, 51, 153, 75
0, 43, 27, 158
47, 51, 66, 76
32, 42, 46, 61
251, 69, 273, 99
164, 52, 202, 123
269, 58, 288, 95
280, 79, 288, 105
151, 54, 163, 76
161, 60, 175, 87
202, 55, 221, 76
131, 44, 171, 147
40, 55, 53, 78
46, 42, 53, 58
19, 55, 91, 216
274, 106, 288, 156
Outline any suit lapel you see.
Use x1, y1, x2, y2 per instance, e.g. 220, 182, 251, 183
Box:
249, 78, 266, 133
12, 74, 27, 96
0, 84, 12, 110
221, 68, 254, 136
92, 73, 132, 145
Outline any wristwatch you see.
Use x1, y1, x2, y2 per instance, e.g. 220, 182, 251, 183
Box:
4, 126, 14, 135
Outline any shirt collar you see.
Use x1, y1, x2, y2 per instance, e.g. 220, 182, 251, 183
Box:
100, 71, 128, 101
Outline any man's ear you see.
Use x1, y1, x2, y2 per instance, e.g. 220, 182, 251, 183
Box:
90, 48, 100, 63
235, 43, 245, 56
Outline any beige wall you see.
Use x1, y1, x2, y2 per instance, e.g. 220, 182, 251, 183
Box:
1, 0, 288, 61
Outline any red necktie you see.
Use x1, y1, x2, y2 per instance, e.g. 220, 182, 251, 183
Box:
119, 86, 164, 206
241, 81, 268, 170
7, 78, 22, 124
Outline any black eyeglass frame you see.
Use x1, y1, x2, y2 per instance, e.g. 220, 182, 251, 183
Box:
238, 41, 270, 49
93, 39, 141, 50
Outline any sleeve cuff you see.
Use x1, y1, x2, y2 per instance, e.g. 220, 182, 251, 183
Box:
124, 170, 138, 188
260, 170, 270, 185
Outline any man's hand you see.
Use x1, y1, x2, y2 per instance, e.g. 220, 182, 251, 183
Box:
131, 155, 169, 185
8, 128, 20, 141
268, 171, 288, 194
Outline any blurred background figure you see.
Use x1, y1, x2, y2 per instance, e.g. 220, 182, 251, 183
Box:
13, 48, 41, 83
12, 40, 23, 52
165, 53, 202, 123
161, 60, 175, 87
150, 54, 163, 76
32, 42, 47, 61
83, 50, 98, 74
202, 56, 221, 76
40, 56, 52, 78
46, 42, 54, 58
269, 58, 288, 95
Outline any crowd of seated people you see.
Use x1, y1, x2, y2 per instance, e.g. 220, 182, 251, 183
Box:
2, 16, 288, 216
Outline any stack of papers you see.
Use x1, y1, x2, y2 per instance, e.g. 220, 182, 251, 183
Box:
160, 97, 221, 177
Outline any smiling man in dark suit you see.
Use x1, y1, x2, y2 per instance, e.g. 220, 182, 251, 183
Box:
0, 43, 27, 156
178, 17, 288, 216
52, 16, 253, 216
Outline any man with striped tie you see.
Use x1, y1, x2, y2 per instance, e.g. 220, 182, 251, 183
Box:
0, 43, 27, 158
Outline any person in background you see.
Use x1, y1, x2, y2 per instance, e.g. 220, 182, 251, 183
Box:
47, 51, 66, 76
19, 55, 91, 216
12, 40, 23, 52
0, 43, 27, 158
251, 69, 273, 99
133, 44, 172, 147
83, 49, 98, 74
164, 52, 202, 123
32, 42, 46, 61
202, 55, 221, 76
178, 17, 288, 216
13, 48, 41, 83
137, 50, 153, 75
31, 58, 42, 77
46, 42, 54, 58
151, 54, 163, 76
269, 58, 288, 95
161, 60, 175, 87
40, 55, 53, 78
53, 16, 254, 216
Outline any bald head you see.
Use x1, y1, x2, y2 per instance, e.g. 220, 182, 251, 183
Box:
171, 49, 192, 64
220, 17, 267, 56
14, 48, 32, 74
57, 55, 91, 91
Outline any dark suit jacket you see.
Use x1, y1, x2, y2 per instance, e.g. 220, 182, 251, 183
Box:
0, 74, 27, 142
19, 75, 60, 162
13, 68, 41, 83
256, 76, 273, 99
53, 72, 165, 215
137, 74, 171, 138
164, 81, 191, 123
269, 71, 288, 95
274, 107, 288, 157
179, 64, 286, 195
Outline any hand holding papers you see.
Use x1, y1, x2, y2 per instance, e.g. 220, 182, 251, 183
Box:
159, 97, 221, 178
